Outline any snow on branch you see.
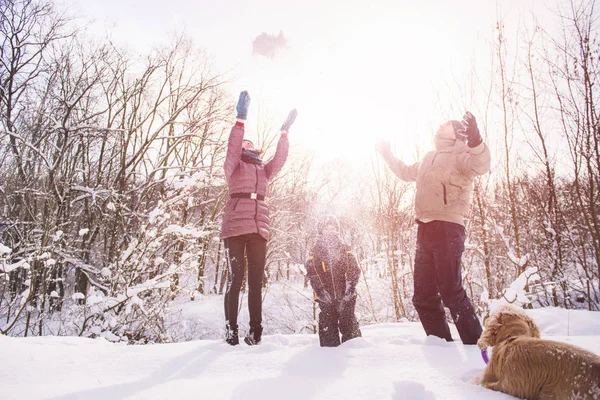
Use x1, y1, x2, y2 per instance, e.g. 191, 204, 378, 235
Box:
163, 224, 210, 239
487, 267, 541, 309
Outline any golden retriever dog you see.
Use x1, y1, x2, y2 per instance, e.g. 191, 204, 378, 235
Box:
477, 303, 600, 400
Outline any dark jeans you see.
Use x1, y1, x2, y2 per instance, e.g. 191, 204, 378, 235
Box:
224, 233, 267, 330
412, 220, 482, 344
318, 298, 362, 347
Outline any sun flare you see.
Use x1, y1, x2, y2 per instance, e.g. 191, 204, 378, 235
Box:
237, 10, 473, 163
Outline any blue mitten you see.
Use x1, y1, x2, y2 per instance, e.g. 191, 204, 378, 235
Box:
236, 91, 251, 120
280, 109, 297, 132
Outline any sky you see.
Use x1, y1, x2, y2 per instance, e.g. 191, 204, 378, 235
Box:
59, 0, 556, 164
2, 301, 600, 400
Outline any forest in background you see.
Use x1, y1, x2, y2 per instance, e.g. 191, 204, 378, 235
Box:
0, 0, 598, 343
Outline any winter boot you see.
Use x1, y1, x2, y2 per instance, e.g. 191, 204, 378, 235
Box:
225, 324, 239, 346
244, 325, 262, 346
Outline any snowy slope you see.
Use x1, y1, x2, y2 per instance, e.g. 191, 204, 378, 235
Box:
1, 308, 599, 400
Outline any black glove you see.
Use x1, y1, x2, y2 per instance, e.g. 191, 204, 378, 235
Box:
315, 288, 333, 306
280, 109, 297, 132
459, 111, 482, 148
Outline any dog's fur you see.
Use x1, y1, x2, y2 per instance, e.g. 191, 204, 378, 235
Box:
477, 304, 600, 400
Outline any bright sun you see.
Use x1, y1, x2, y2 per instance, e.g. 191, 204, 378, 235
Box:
237, 9, 472, 164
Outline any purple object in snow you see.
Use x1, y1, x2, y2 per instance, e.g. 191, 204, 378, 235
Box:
481, 348, 489, 364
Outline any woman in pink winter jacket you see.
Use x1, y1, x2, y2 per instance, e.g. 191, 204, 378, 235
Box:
221, 91, 296, 346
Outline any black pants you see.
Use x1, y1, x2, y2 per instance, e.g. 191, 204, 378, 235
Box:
224, 233, 267, 330
412, 220, 482, 345
318, 298, 362, 347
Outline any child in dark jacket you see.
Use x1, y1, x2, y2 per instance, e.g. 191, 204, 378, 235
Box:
305, 216, 362, 347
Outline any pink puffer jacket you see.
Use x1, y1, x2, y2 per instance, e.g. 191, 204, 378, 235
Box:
220, 124, 289, 241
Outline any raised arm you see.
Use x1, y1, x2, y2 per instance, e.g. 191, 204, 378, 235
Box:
456, 142, 491, 176
455, 111, 491, 176
265, 109, 296, 181
376, 140, 419, 182
265, 134, 289, 181
224, 91, 250, 180
224, 125, 244, 180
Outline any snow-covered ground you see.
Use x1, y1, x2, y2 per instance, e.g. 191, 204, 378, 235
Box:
1, 307, 599, 400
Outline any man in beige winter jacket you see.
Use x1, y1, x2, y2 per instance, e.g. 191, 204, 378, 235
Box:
376, 112, 491, 345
